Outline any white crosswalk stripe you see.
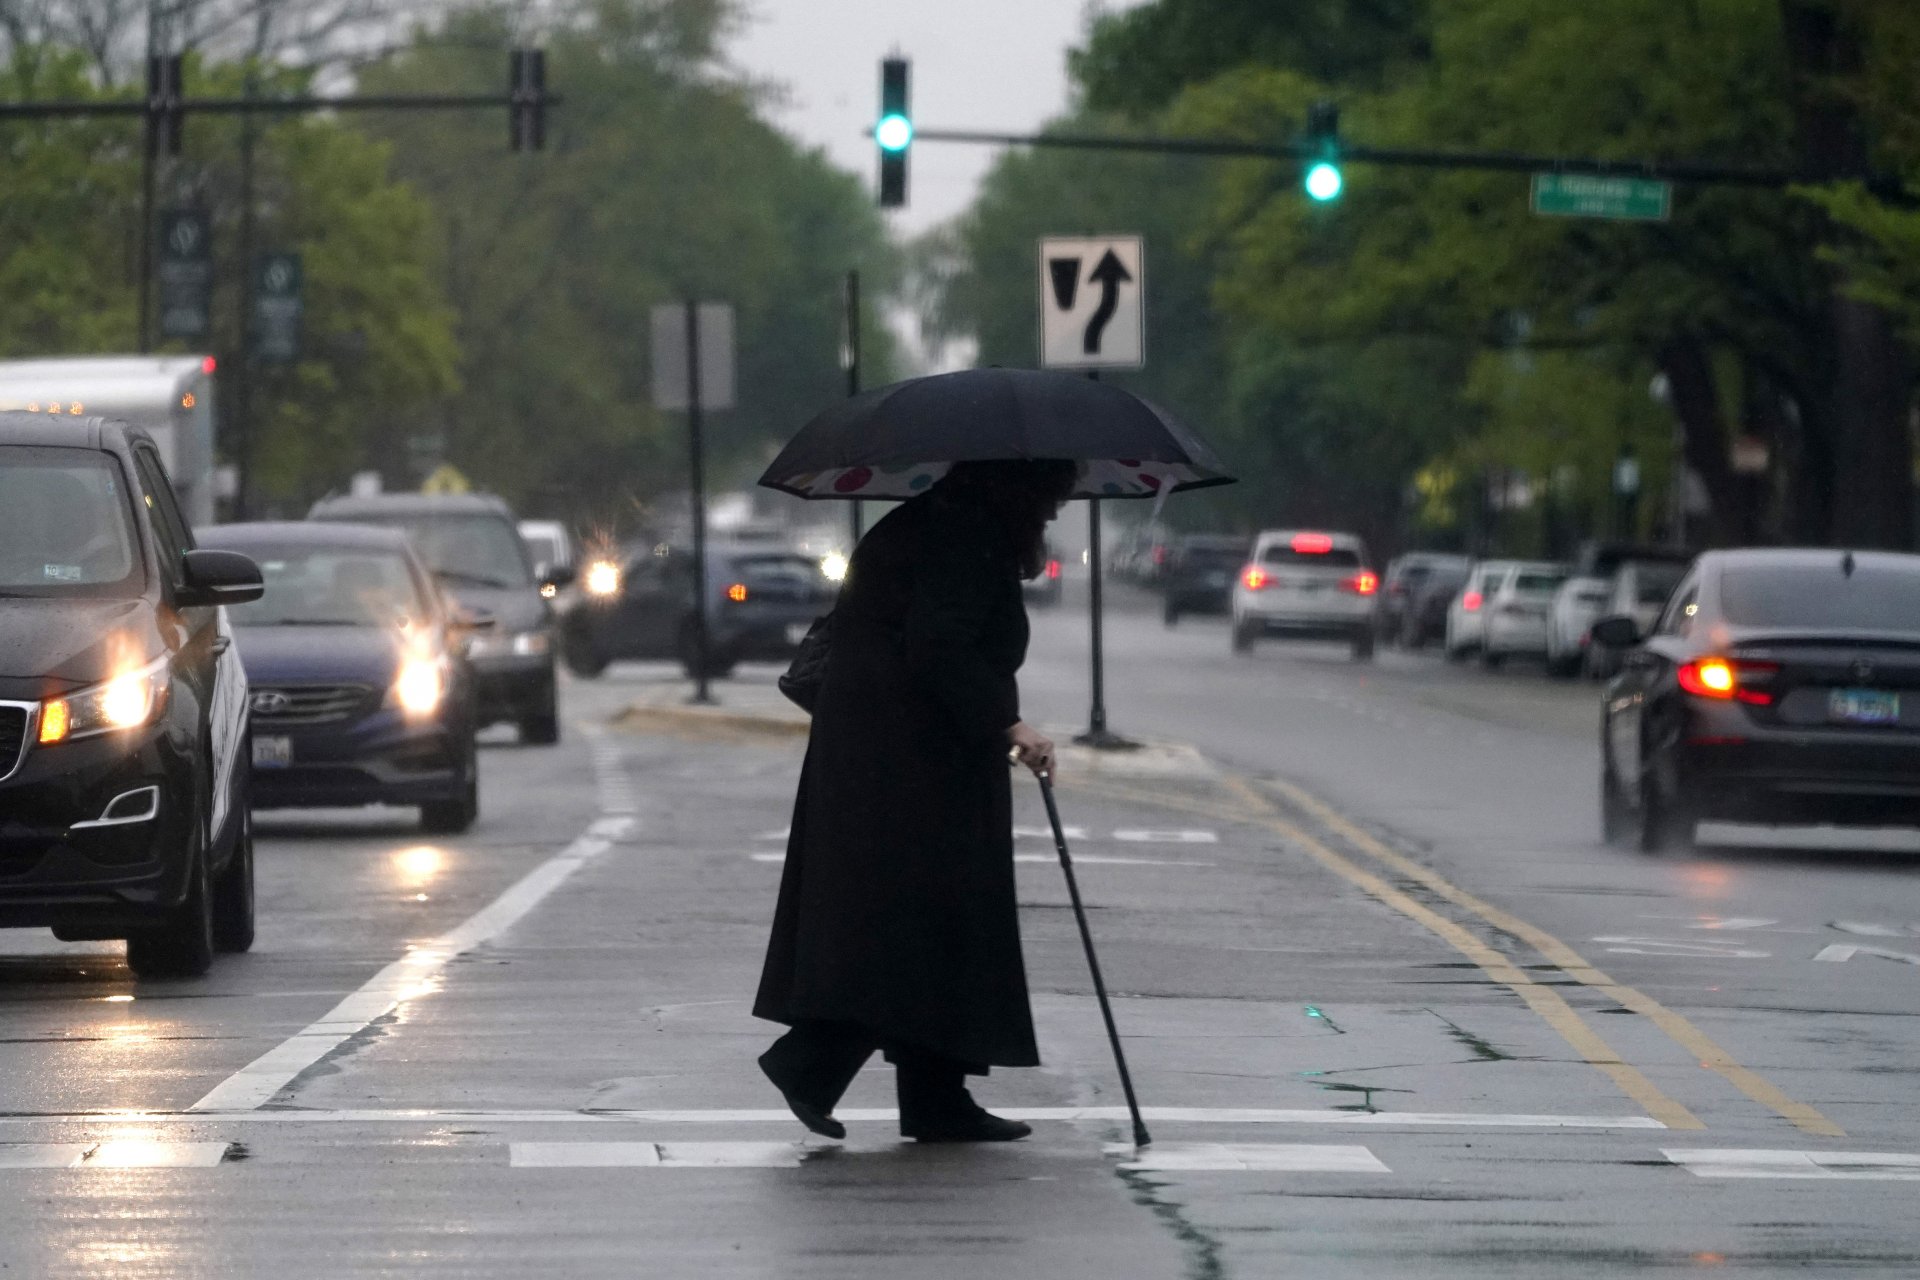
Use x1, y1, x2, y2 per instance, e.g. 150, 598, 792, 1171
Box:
1108, 1142, 1390, 1173
1666, 1149, 1920, 1180
0, 1141, 230, 1169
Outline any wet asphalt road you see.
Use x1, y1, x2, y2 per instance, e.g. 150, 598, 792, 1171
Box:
0, 580, 1917, 1277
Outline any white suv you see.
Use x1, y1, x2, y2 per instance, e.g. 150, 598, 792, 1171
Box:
1230, 530, 1379, 660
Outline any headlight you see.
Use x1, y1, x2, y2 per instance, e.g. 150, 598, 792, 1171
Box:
393, 656, 447, 717
511, 630, 550, 657
39, 656, 170, 745
821, 553, 850, 583
584, 560, 621, 597
466, 630, 550, 660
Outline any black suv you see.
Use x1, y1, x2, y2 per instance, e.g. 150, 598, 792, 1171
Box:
0, 412, 264, 977
309, 493, 571, 743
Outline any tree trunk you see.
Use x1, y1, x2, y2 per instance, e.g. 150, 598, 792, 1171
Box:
1656, 337, 1742, 547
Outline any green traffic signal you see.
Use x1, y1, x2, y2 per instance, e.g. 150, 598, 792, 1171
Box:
876, 112, 913, 153
878, 57, 910, 207
1305, 160, 1343, 202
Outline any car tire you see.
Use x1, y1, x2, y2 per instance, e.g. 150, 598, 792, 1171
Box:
1231, 618, 1256, 653
1600, 745, 1631, 847
422, 777, 479, 835
563, 628, 609, 678
1633, 765, 1692, 854
1164, 601, 1180, 628
520, 675, 561, 745
1351, 628, 1375, 661
126, 801, 215, 980
1480, 646, 1505, 669
211, 804, 256, 954
1547, 652, 1581, 679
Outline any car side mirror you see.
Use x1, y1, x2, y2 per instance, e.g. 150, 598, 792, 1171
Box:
178, 549, 264, 608
540, 565, 576, 593
1589, 614, 1641, 649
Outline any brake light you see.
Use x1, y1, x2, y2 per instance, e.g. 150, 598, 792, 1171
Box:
1046, 559, 1062, 581
726, 583, 748, 603
1152, 546, 1168, 566
1462, 591, 1483, 612
1291, 532, 1334, 554
1678, 657, 1780, 704
1242, 566, 1269, 590
1342, 571, 1378, 596
201, 355, 217, 375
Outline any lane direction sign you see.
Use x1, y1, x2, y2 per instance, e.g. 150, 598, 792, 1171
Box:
1039, 235, 1144, 370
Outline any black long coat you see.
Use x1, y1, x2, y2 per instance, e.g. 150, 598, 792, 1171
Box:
753, 486, 1040, 1070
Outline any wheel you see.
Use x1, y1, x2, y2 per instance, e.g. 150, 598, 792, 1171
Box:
519, 676, 561, 745
677, 625, 737, 680
1163, 601, 1180, 628
422, 776, 478, 834
1351, 628, 1375, 661
562, 626, 609, 678
1401, 619, 1427, 650
1633, 764, 1693, 854
126, 802, 215, 979
1600, 740, 1630, 847
1231, 617, 1257, 653
1547, 651, 1581, 679
1480, 646, 1505, 669
211, 804, 255, 953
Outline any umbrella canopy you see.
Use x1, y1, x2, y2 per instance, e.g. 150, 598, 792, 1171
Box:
759, 367, 1233, 500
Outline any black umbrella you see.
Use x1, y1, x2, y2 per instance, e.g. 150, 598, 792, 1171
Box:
758, 366, 1233, 500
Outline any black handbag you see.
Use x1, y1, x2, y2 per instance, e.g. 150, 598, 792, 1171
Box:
778, 610, 834, 713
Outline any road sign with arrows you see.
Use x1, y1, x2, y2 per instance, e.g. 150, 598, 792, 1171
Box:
1038, 236, 1145, 370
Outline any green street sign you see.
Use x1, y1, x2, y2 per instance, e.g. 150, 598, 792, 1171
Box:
1531, 173, 1671, 222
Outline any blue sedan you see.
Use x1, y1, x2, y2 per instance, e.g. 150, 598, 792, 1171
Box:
198, 523, 482, 833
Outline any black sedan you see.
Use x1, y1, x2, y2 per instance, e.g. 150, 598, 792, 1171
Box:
1161, 535, 1249, 625
0, 411, 263, 978
200, 523, 482, 834
1597, 548, 1920, 851
563, 542, 835, 679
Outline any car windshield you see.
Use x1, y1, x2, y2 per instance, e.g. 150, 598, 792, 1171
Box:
1721, 561, 1920, 631
0, 446, 140, 596
1263, 546, 1361, 568
225, 547, 427, 628
1513, 572, 1566, 594
356, 515, 532, 589
1633, 562, 1687, 604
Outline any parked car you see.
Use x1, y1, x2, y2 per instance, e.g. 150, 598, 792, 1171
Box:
1162, 535, 1249, 626
1477, 561, 1570, 668
1023, 540, 1064, 608
200, 523, 483, 834
1596, 548, 1920, 850
1401, 559, 1474, 649
309, 493, 571, 744
0, 411, 263, 977
1548, 544, 1693, 678
1379, 553, 1470, 645
1230, 530, 1379, 660
1443, 560, 1515, 661
562, 541, 836, 679
1585, 557, 1693, 679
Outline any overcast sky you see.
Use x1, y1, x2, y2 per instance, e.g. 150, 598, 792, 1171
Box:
726, 0, 1141, 236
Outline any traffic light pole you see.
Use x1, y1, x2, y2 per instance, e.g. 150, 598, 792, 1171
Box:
684, 299, 715, 707
845, 269, 864, 546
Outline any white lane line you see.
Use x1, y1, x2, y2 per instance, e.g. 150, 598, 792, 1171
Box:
1110, 1142, 1389, 1173
1112, 830, 1220, 845
187, 813, 637, 1113
1015, 825, 1088, 842
511, 1142, 806, 1169
0, 1142, 229, 1169
1666, 1149, 1920, 1180
22, 1107, 1664, 1130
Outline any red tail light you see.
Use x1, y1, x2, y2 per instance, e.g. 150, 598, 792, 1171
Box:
1242, 565, 1269, 590
1678, 657, 1780, 704
1462, 591, 1483, 612
726, 583, 748, 603
1342, 571, 1378, 596
1046, 559, 1062, 581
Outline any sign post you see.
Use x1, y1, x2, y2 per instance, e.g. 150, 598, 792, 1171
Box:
1038, 235, 1145, 751
651, 301, 736, 706
157, 209, 213, 340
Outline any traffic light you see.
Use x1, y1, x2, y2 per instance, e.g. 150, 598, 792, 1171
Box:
1304, 100, 1342, 202
877, 57, 911, 208
510, 48, 547, 151
148, 54, 185, 155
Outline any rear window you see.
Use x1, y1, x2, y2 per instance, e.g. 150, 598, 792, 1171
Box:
1514, 572, 1566, 593
1631, 562, 1687, 604
1720, 562, 1920, 631
1263, 546, 1361, 569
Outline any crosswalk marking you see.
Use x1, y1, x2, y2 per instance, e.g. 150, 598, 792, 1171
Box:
752, 852, 1214, 867
1112, 830, 1220, 845
1108, 1142, 1389, 1173
1666, 1149, 1920, 1180
510, 1142, 805, 1169
0, 1141, 229, 1169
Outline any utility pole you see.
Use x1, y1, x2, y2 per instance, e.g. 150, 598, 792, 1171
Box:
684, 299, 714, 706
845, 269, 863, 545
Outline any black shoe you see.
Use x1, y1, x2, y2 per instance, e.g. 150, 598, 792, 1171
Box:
901, 1108, 1032, 1143
758, 1048, 846, 1140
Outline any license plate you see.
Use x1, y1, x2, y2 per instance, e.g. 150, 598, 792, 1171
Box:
252, 735, 293, 768
1829, 688, 1900, 726
785, 622, 812, 646
1204, 572, 1227, 587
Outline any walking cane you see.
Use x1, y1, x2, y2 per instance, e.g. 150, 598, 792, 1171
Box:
1037, 770, 1151, 1148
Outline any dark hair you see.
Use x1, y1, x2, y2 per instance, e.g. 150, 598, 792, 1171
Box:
938, 459, 1081, 579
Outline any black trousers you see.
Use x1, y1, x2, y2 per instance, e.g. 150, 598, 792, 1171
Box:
763, 1020, 984, 1117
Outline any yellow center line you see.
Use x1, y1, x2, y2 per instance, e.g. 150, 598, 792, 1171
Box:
1257, 776, 1843, 1138
1062, 774, 1704, 1131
